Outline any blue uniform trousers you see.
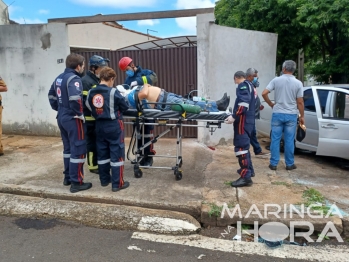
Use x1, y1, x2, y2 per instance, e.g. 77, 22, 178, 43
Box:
233, 115, 255, 179
96, 120, 125, 189
57, 116, 86, 184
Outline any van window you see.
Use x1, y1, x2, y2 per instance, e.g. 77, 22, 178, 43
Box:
333, 91, 349, 120
317, 90, 329, 114
303, 89, 316, 112
318, 90, 348, 120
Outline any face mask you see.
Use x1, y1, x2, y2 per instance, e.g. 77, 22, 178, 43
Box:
252, 77, 259, 87
126, 70, 134, 77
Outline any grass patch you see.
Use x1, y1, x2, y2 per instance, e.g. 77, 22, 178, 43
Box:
224, 181, 232, 186
204, 202, 235, 217
318, 234, 330, 240
302, 188, 331, 215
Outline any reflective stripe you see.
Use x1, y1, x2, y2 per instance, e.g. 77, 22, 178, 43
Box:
66, 75, 77, 97
235, 150, 248, 156
143, 134, 154, 138
98, 159, 110, 165
142, 76, 148, 84
110, 88, 116, 120
69, 95, 81, 101
83, 91, 89, 96
70, 158, 86, 163
48, 95, 57, 100
85, 116, 95, 121
92, 85, 97, 88
85, 92, 92, 112
63, 154, 71, 158
111, 161, 124, 167
238, 102, 249, 108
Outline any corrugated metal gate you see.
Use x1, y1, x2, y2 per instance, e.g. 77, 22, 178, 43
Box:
76, 47, 198, 138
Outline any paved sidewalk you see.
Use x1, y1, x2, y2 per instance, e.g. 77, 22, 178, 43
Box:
0, 135, 348, 236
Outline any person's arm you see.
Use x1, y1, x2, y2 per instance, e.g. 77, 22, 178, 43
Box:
0, 77, 7, 92
262, 89, 275, 108
48, 81, 58, 111
296, 84, 305, 125
135, 69, 155, 85
138, 84, 149, 100
68, 77, 84, 117
114, 89, 129, 113
232, 83, 252, 119
297, 97, 305, 125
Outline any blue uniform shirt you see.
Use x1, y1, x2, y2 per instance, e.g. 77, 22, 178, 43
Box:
124, 66, 156, 86
48, 68, 84, 118
85, 84, 129, 121
232, 80, 255, 119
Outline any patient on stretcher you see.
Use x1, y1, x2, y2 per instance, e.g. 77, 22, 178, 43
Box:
117, 84, 230, 112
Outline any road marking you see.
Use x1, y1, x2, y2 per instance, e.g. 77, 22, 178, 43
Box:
132, 232, 349, 262
127, 245, 142, 251
137, 216, 199, 234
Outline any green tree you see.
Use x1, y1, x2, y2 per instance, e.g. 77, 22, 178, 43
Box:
215, 0, 349, 83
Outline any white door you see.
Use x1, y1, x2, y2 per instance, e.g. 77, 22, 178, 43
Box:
313, 86, 349, 160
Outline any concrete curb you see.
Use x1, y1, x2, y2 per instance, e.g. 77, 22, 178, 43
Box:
0, 193, 201, 235
0, 184, 202, 220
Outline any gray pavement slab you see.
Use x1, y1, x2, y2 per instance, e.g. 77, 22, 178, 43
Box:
0, 135, 348, 236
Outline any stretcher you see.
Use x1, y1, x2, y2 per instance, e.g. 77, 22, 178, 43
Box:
123, 102, 230, 181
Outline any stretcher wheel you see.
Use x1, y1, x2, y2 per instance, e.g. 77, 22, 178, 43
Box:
134, 169, 143, 178
134, 165, 143, 178
174, 170, 182, 181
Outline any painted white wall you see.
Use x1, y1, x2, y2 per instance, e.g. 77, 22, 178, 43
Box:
0, 0, 9, 25
0, 23, 70, 135
68, 23, 159, 50
197, 13, 278, 146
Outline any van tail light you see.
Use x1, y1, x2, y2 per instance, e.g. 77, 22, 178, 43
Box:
260, 105, 264, 110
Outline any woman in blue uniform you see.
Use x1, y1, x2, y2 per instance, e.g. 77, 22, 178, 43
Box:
85, 67, 130, 192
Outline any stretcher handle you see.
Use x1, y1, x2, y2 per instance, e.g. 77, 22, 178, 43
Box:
187, 90, 198, 100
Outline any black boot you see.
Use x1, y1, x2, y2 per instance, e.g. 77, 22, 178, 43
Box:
216, 95, 230, 111
216, 93, 227, 104
231, 177, 253, 187
70, 182, 93, 193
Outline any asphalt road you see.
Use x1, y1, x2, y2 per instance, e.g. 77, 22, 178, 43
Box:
0, 216, 305, 262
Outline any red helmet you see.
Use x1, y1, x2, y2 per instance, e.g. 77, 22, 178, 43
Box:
119, 57, 133, 71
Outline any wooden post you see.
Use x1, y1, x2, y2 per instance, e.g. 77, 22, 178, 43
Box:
298, 49, 304, 84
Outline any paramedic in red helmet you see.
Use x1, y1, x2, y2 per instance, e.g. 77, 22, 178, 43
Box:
118, 57, 157, 167
118, 56, 158, 88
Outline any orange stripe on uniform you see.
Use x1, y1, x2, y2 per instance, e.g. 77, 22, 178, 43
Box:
119, 157, 124, 188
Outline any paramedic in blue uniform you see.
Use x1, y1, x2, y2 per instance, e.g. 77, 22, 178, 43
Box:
85, 67, 130, 192
48, 53, 92, 193
119, 56, 158, 166
82, 55, 110, 175
225, 71, 255, 187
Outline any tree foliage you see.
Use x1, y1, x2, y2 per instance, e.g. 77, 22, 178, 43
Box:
215, 0, 349, 83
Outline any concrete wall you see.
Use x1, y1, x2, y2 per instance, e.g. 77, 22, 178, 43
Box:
68, 23, 159, 50
0, 23, 70, 136
197, 13, 278, 146
0, 0, 9, 25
